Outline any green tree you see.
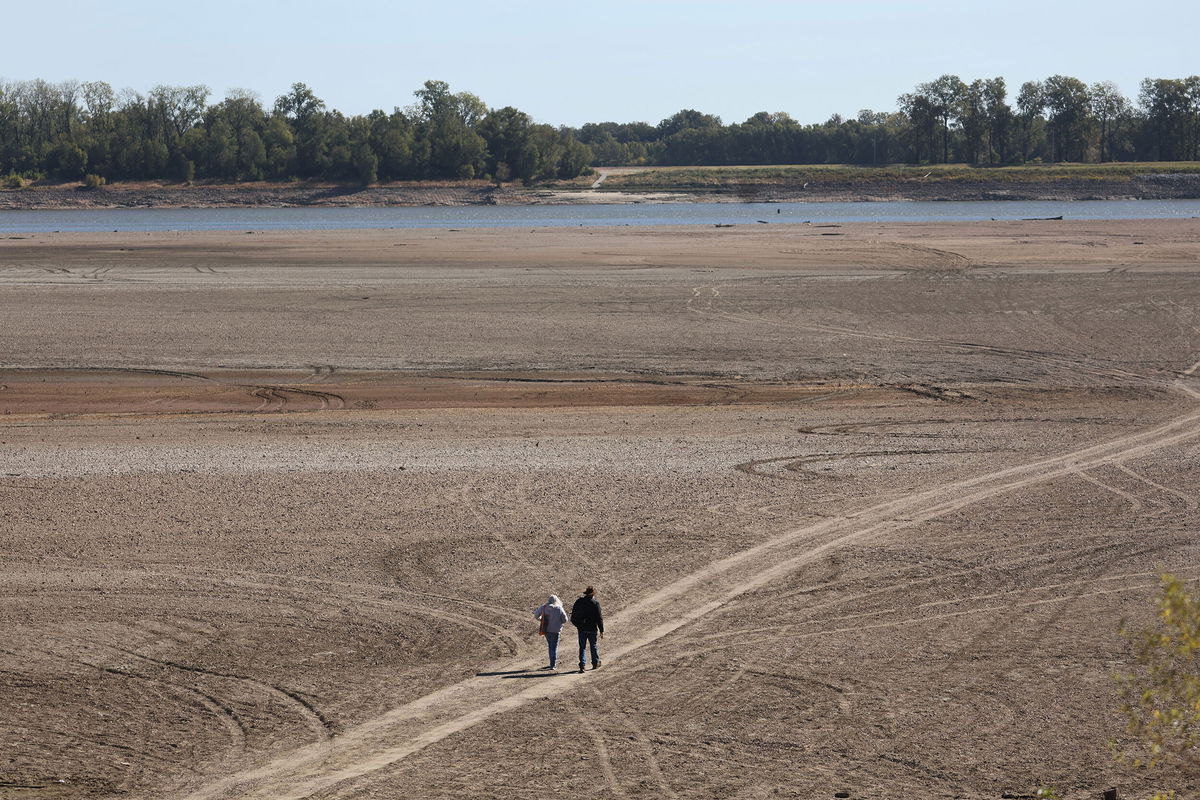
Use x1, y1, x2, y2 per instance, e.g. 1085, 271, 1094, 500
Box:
576, 120, 658, 164
556, 134, 592, 178
321, 111, 355, 180
46, 134, 87, 180
108, 91, 155, 178
1116, 574, 1200, 782
412, 80, 486, 128
191, 90, 268, 180
409, 80, 486, 179
352, 142, 377, 184
898, 91, 939, 163
983, 78, 1012, 164
959, 80, 988, 164
197, 117, 236, 178
917, 74, 966, 163
219, 90, 268, 179
149, 84, 209, 141
20, 79, 70, 149
274, 82, 325, 121
77, 81, 116, 177
145, 84, 209, 180
1090, 81, 1132, 162
582, 130, 624, 166
263, 115, 296, 179
659, 125, 729, 165
1042, 75, 1093, 161
1016, 80, 1045, 162
526, 123, 566, 179
478, 106, 538, 181
366, 109, 415, 180
0, 82, 23, 175
274, 83, 335, 178
1139, 78, 1197, 161
852, 110, 899, 165
657, 109, 722, 139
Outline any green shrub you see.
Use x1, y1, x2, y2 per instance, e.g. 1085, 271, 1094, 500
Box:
1113, 574, 1200, 797
82, 173, 106, 189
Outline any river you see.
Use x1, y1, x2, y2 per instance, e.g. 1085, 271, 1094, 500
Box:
1, 199, 1199, 233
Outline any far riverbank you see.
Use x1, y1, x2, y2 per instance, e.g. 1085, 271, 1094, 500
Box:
3, 168, 1200, 210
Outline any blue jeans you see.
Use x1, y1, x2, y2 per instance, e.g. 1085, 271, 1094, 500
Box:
545, 631, 560, 668
578, 629, 600, 666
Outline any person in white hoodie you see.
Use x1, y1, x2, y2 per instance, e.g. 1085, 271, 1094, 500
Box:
533, 594, 569, 670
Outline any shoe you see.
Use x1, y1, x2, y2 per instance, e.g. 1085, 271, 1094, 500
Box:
578, 663, 585, 673
592, 659, 601, 670
540, 665, 554, 670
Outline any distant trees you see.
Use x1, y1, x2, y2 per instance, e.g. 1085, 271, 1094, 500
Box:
576, 121, 657, 165
888, 72, 1198, 166
1139, 77, 1200, 161
0, 78, 593, 185
584, 74, 1199, 169
687, 74, 1172, 169
3, 73, 1200, 184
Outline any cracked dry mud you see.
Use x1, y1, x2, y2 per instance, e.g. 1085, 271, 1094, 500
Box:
2, 219, 1200, 799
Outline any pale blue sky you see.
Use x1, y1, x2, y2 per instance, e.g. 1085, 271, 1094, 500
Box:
6, 0, 1197, 127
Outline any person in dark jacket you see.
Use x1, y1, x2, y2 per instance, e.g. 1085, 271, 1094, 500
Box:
570, 586, 604, 673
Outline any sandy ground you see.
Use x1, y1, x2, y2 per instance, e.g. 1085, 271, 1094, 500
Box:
2, 220, 1200, 798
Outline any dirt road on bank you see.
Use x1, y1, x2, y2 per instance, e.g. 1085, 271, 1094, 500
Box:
2, 220, 1199, 798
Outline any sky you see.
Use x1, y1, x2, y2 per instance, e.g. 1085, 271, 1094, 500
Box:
5, 0, 1198, 127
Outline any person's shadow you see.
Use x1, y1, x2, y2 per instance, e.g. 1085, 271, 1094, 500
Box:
476, 668, 565, 679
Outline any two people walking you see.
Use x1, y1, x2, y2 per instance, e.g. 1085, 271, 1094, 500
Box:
533, 586, 604, 673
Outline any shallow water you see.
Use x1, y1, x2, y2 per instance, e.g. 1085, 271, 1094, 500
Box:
2, 198, 1199, 233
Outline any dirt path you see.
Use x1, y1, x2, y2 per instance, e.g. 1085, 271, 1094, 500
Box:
179, 377, 1200, 800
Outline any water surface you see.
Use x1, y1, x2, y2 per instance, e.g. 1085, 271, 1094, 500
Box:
2, 199, 1198, 233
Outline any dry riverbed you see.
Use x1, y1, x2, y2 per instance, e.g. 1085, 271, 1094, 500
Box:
2, 220, 1199, 798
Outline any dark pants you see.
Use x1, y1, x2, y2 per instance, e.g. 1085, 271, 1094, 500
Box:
578, 629, 599, 666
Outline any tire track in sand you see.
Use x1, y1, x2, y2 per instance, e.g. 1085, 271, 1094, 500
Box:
567, 697, 630, 800
181, 380, 1200, 800
716, 574, 1200, 652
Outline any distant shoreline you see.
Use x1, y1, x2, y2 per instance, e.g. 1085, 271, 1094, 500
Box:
3, 172, 1199, 210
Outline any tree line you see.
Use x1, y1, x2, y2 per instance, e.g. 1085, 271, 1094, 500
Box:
2, 74, 1198, 186
0, 79, 591, 185
579, 75, 1200, 168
